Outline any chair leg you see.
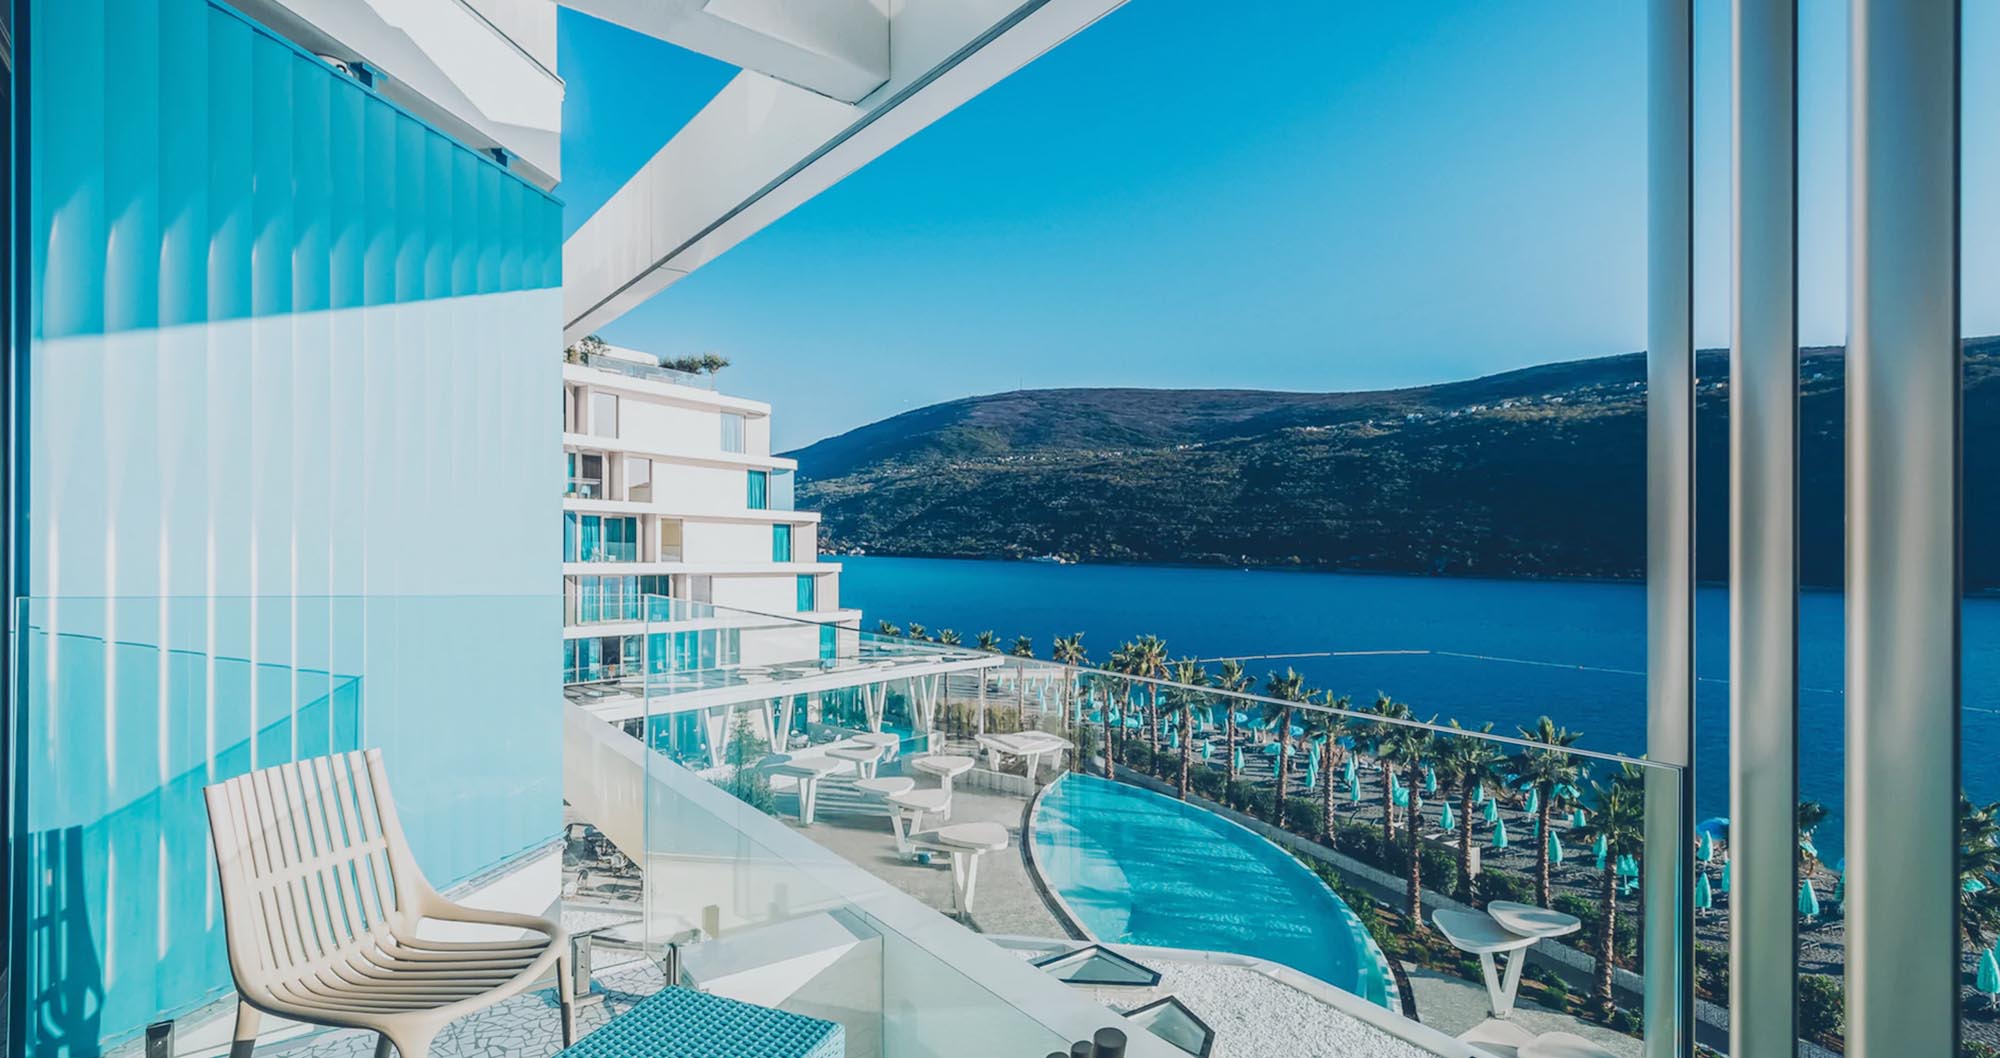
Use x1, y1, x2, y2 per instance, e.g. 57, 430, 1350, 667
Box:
556, 950, 578, 1048
373, 1035, 394, 1058
229, 999, 261, 1058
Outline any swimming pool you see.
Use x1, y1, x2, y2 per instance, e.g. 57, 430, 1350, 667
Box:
1030, 773, 1395, 1008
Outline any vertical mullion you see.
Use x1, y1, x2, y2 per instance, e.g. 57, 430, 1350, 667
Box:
1846, 2, 1960, 1056
1729, 2, 1799, 1056
1646, 0, 1696, 1055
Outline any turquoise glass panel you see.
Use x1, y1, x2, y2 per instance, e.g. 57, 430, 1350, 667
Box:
20, 0, 564, 1051
773, 524, 795, 562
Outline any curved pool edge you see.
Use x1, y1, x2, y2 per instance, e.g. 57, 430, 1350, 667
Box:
1026, 771, 1401, 1012
1023, 773, 1099, 943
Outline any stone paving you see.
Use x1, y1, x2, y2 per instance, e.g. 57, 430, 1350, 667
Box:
260, 961, 670, 1058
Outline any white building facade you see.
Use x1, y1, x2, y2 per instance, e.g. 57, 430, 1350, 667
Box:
562, 345, 856, 685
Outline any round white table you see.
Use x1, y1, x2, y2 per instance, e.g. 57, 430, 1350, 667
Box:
912, 755, 976, 819
855, 776, 915, 800
887, 787, 954, 855
853, 731, 903, 761
1434, 908, 1540, 1018
1487, 900, 1584, 939
1518, 1031, 1618, 1058
768, 757, 844, 825
828, 743, 885, 779
909, 821, 1010, 917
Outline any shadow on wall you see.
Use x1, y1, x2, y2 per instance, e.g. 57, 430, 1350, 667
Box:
30, 827, 105, 1058
23, 641, 363, 1058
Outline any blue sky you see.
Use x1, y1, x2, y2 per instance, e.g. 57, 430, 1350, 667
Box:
559, 2, 1998, 451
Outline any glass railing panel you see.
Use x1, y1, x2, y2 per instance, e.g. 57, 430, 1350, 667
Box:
623, 597, 1689, 1056
12, 594, 564, 1058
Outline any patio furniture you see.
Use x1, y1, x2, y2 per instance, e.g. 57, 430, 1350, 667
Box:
916, 752, 976, 800
1485, 900, 1583, 940
770, 756, 844, 825
1517, 1031, 1618, 1058
557, 986, 842, 1058
852, 731, 904, 762
204, 750, 575, 1058
1433, 908, 1539, 1018
827, 743, 885, 780
887, 788, 953, 856
908, 821, 1011, 917
975, 731, 1074, 782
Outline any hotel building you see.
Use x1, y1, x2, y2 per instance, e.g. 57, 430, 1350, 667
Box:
560, 344, 855, 687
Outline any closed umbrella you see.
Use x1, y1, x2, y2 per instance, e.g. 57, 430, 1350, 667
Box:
1694, 871, 1713, 910
1393, 787, 1410, 808
1798, 879, 1820, 918
1441, 800, 1457, 832
1968, 876, 1990, 894
1201, 740, 1213, 761
1592, 833, 1608, 870
1483, 798, 1500, 825
1547, 830, 1565, 865
1424, 767, 1438, 794
1343, 759, 1358, 785
1233, 747, 1246, 773
1720, 859, 1731, 894
1524, 789, 1540, 815
1492, 819, 1509, 849
1981, 949, 2000, 1009
1169, 729, 1180, 751
1475, 786, 1489, 806
1349, 775, 1363, 802
1305, 761, 1318, 791
1698, 832, 1714, 864
1571, 808, 1588, 828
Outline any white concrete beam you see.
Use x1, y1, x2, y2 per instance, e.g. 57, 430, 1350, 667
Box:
562, 0, 1130, 340
562, 0, 888, 104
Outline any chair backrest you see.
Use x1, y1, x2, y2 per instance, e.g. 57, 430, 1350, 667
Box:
204, 750, 427, 992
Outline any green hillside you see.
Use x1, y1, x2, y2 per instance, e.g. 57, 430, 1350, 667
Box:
789, 337, 2000, 589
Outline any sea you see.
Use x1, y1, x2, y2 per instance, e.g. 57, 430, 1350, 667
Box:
839, 554, 2000, 868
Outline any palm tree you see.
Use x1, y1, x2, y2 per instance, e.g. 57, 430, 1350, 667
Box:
1168, 658, 1208, 799
975, 630, 999, 651
1264, 669, 1308, 823
876, 619, 902, 636
1127, 635, 1171, 760
1103, 644, 1135, 780
1305, 700, 1352, 839
907, 622, 927, 641
1216, 659, 1250, 784
1376, 715, 1437, 929
1510, 716, 1585, 907
1053, 634, 1087, 771
1574, 763, 1647, 1013
1368, 696, 1415, 855
1433, 720, 1506, 902
1960, 794, 2000, 950
1797, 799, 1830, 870
1010, 635, 1035, 658
936, 629, 962, 646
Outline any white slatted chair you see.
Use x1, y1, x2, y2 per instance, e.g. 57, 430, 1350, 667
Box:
204, 750, 575, 1058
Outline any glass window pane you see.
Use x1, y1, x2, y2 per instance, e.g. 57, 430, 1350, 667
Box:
747, 470, 768, 509
590, 392, 618, 437
772, 524, 793, 562
721, 412, 746, 453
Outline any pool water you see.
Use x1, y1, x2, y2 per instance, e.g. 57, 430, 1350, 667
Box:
1030, 773, 1394, 1008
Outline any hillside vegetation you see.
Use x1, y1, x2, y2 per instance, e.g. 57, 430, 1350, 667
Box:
789, 337, 2000, 589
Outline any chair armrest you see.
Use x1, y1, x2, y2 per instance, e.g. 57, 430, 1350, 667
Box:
419, 892, 566, 938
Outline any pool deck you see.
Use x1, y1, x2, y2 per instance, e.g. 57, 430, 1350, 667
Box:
783, 775, 1072, 938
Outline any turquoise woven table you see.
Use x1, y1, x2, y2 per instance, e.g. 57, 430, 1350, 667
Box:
561, 988, 844, 1058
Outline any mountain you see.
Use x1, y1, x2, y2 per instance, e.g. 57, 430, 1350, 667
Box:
788, 337, 2000, 589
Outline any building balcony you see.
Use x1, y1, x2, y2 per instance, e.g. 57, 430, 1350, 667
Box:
14, 594, 1689, 1058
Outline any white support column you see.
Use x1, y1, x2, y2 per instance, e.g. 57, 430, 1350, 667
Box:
1729, 3, 1799, 1054
1645, 1, 1695, 1055
1847, 3, 1960, 1056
